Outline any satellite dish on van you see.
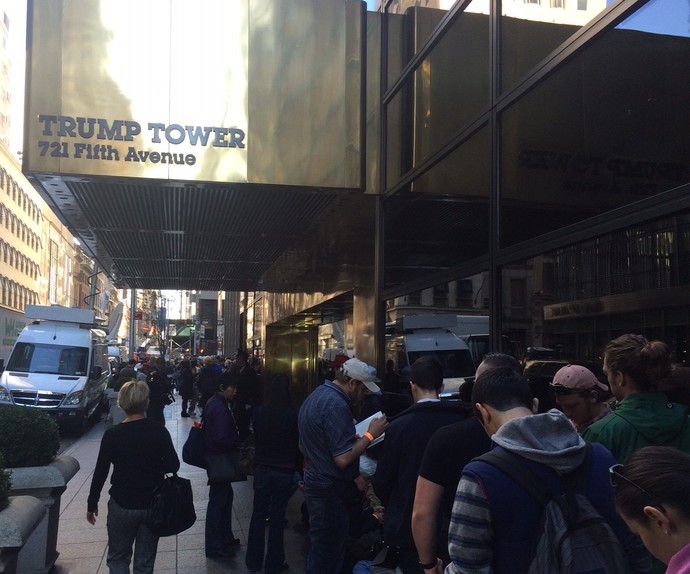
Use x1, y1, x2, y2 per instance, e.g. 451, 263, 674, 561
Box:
106, 302, 124, 339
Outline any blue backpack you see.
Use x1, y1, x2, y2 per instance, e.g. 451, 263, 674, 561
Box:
476, 445, 629, 574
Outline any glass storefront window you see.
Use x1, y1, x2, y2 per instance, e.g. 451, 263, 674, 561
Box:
385, 273, 491, 379
500, 0, 690, 247
501, 213, 690, 370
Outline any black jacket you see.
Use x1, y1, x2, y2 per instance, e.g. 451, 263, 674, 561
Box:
372, 399, 472, 549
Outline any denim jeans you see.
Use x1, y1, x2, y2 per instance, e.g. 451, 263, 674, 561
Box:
245, 465, 298, 573
205, 482, 235, 554
304, 480, 350, 574
106, 498, 159, 574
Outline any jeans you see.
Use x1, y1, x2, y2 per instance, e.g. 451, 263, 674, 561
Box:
205, 482, 235, 554
304, 481, 350, 574
106, 498, 159, 574
245, 465, 298, 572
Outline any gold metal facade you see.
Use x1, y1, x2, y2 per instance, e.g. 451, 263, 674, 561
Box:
25, 0, 364, 188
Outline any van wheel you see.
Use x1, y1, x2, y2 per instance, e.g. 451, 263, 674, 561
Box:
74, 414, 89, 437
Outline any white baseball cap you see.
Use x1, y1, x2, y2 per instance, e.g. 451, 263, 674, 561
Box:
341, 358, 381, 393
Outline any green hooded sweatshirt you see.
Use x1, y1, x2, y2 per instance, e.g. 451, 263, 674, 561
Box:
582, 392, 690, 464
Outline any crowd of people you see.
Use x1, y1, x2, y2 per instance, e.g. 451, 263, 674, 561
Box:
298, 334, 690, 574
88, 333, 690, 574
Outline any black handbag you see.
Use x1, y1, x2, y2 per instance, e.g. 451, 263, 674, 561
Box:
147, 473, 197, 537
182, 424, 207, 469
205, 450, 246, 484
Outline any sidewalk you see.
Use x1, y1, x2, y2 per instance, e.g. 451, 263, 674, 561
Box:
50, 401, 308, 574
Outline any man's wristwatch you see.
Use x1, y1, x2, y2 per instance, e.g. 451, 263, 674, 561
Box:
419, 558, 438, 569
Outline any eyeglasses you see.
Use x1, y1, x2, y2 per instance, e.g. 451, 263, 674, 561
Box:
550, 383, 591, 396
609, 464, 666, 513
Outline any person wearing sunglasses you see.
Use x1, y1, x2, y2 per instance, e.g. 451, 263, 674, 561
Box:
550, 364, 612, 434
582, 334, 690, 465
612, 446, 690, 574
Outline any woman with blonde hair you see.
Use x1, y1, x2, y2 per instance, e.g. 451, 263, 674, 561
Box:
612, 446, 690, 573
86, 380, 179, 574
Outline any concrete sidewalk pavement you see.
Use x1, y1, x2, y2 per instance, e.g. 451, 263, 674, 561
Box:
50, 401, 308, 574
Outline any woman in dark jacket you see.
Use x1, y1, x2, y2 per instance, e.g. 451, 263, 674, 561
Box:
203, 373, 242, 558
245, 374, 300, 574
86, 380, 179, 573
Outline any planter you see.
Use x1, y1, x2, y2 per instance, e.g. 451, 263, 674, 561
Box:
9, 455, 80, 574
0, 496, 45, 574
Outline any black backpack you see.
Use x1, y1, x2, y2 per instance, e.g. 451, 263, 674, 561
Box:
476, 445, 629, 574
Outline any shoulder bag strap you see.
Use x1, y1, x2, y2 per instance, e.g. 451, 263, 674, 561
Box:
475, 449, 549, 507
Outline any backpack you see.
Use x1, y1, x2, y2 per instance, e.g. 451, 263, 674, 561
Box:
476, 444, 629, 574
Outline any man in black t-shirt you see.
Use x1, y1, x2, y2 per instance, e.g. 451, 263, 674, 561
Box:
411, 353, 521, 572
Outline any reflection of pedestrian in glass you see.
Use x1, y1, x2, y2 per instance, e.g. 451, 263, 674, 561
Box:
246, 374, 301, 573
86, 381, 179, 573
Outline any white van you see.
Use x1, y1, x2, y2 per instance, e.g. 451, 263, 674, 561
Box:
385, 315, 476, 398
0, 305, 112, 433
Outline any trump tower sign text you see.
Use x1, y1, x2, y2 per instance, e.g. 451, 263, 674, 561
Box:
36, 115, 246, 167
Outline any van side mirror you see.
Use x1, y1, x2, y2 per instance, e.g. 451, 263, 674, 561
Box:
0, 358, 4, 373
90, 365, 103, 380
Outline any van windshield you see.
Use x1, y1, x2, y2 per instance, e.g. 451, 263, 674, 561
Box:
7, 342, 89, 376
408, 349, 476, 378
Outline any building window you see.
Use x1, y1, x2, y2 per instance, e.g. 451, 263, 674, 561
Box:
510, 279, 526, 309
577, 0, 587, 9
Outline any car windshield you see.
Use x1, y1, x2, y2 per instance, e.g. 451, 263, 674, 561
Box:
408, 349, 476, 378
7, 342, 89, 376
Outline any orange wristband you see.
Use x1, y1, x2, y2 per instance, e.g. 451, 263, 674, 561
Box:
363, 432, 374, 442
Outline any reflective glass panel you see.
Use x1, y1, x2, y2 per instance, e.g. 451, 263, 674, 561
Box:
385, 0, 462, 62
501, 0, 608, 92
501, 212, 690, 376
412, 9, 490, 168
500, 0, 690, 247
384, 128, 490, 289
